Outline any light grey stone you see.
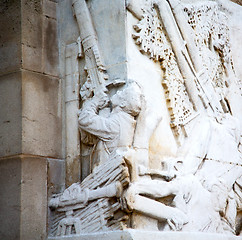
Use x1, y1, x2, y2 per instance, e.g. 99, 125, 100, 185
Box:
90, 0, 127, 81
65, 100, 81, 186
106, 62, 127, 88
58, 0, 79, 46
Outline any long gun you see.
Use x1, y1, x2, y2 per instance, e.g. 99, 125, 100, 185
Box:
72, 0, 108, 100
167, 0, 224, 114
154, 0, 224, 114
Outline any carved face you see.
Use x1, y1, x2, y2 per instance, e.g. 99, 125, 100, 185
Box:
111, 84, 142, 116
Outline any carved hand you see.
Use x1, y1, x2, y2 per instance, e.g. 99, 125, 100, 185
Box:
80, 78, 93, 100
94, 90, 110, 109
167, 209, 188, 231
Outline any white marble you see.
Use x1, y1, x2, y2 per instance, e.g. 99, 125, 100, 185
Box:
49, 0, 242, 237
125, 0, 242, 234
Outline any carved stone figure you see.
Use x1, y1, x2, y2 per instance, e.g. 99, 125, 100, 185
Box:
78, 82, 143, 170
126, 113, 241, 233
49, 82, 144, 236
48, 0, 242, 238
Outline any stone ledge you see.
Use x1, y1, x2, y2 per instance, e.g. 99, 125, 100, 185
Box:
48, 230, 242, 240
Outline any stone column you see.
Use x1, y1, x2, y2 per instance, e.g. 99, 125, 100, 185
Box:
0, 1, 64, 239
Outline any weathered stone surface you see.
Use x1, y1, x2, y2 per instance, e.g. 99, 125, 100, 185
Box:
58, 0, 82, 184
65, 101, 81, 185
48, 158, 65, 196
0, 72, 62, 160
0, 157, 21, 240
22, 70, 62, 158
21, 0, 43, 73
0, 0, 21, 75
58, 0, 80, 47
22, 42, 42, 73
106, 63, 127, 86
20, 156, 47, 240
0, 1, 62, 239
43, 0, 57, 19
80, 153, 91, 181
43, 16, 58, 76
21, 0, 58, 76
0, 155, 48, 240
0, 72, 22, 157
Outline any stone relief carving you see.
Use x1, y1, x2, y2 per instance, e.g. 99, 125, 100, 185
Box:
50, 82, 144, 236
126, 0, 242, 235
126, 113, 241, 233
49, 0, 242, 237
131, 0, 195, 144
49, 0, 144, 236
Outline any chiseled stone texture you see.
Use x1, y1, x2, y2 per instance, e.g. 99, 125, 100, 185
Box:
48, 230, 242, 240
0, 155, 47, 240
227, 2, 242, 81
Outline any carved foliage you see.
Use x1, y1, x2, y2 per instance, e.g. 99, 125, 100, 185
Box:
133, 3, 194, 142
184, 2, 234, 99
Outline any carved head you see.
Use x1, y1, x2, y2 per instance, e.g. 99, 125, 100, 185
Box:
111, 82, 143, 117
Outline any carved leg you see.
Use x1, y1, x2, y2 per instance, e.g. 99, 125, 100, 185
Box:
128, 179, 179, 198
